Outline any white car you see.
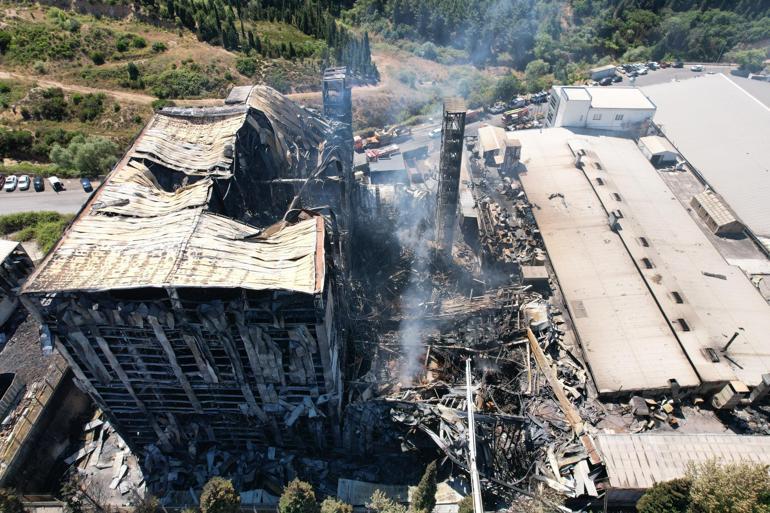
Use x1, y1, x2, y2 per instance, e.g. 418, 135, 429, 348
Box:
18, 175, 30, 191
48, 176, 65, 192
429, 127, 442, 139
691, 64, 704, 72
637, 67, 648, 75
4, 175, 17, 192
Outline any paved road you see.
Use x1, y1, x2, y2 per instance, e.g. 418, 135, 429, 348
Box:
0, 179, 97, 215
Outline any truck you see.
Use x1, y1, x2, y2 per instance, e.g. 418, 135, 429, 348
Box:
502, 107, 530, 124
375, 126, 412, 145
366, 144, 400, 161
465, 108, 484, 123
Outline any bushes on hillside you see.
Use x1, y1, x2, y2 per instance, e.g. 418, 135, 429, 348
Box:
236, 56, 259, 77
149, 66, 214, 98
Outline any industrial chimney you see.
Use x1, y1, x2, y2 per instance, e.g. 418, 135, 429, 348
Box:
435, 97, 467, 256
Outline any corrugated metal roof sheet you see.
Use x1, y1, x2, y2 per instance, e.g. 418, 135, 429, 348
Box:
23, 211, 324, 295
133, 110, 247, 176
598, 433, 770, 489
643, 74, 770, 238
692, 190, 738, 228
0, 240, 20, 262
23, 91, 328, 297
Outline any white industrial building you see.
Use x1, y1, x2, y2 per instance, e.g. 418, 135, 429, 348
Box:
546, 86, 656, 135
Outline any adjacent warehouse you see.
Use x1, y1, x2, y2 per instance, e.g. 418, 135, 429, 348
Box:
643, 74, 770, 252
516, 127, 770, 395
545, 86, 656, 135
597, 433, 770, 506
516, 129, 699, 395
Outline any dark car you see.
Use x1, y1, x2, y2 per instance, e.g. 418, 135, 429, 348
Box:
80, 177, 93, 193
599, 77, 613, 86
33, 176, 44, 192
673, 61, 684, 68
612, 75, 623, 83
0, 175, 5, 190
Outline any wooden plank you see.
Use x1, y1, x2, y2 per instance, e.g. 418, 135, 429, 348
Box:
527, 328, 602, 464
68, 331, 112, 385
92, 334, 171, 449
149, 316, 203, 414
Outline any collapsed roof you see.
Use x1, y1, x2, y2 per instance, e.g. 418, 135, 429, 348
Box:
23, 86, 336, 296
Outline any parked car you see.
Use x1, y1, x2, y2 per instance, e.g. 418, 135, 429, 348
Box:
637, 67, 648, 75
691, 64, 704, 72
48, 176, 65, 192
647, 61, 659, 70
18, 175, 30, 191
488, 102, 506, 114
4, 175, 17, 192
80, 177, 93, 192
0, 175, 5, 190
673, 61, 684, 68
33, 176, 44, 192
612, 75, 623, 83
659, 61, 671, 68
599, 77, 613, 86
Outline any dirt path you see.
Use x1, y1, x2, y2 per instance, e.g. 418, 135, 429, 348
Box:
0, 70, 157, 104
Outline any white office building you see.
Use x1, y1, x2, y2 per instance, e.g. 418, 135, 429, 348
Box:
546, 86, 656, 135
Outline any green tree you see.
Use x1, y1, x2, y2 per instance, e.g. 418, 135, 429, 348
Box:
687, 460, 770, 513
729, 48, 767, 73
320, 497, 353, 513
367, 490, 406, 513
457, 496, 473, 513
199, 477, 240, 513
0, 488, 25, 513
411, 461, 437, 513
493, 74, 522, 102
0, 31, 11, 54
525, 59, 550, 92
637, 478, 692, 513
50, 134, 118, 177
127, 62, 140, 81
278, 479, 319, 513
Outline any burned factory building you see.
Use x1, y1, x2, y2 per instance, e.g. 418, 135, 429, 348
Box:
18, 82, 353, 493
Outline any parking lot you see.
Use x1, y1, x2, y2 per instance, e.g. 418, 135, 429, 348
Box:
0, 178, 98, 215
630, 63, 736, 87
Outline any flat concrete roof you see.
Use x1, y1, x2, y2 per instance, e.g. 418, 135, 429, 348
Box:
517, 127, 770, 392
557, 86, 656, 110
643, 74, 770, 243
580, 131, 770, 387
561, 86, 591, 102
369, 153, 406, 173
516, 129, 699, 394
587, 87, 656, 110
598, 433, 770, 490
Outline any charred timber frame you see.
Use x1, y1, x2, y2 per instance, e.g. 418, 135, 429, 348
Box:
435, 98, 467, 255
23, 280, 346, 458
